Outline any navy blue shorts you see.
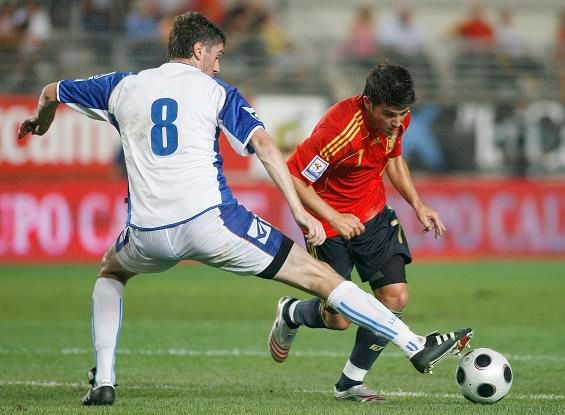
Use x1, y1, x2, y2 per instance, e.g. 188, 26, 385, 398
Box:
307, 205, 411, 289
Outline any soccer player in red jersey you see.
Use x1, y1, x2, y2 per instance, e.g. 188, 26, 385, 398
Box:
268, 63, 447, 402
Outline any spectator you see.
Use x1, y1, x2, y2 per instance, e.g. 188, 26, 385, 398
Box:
495, 7, 525, 58
0, 2, 21, 82
494, 7, 541, 95
155, 0, 190, 16
82, 0, 113, 32
258, 12, 305, 90
0, 2, 20, 43
8, 0, 52, 91
338, 4, 378, 68
555, 9, 565, 101
379, 6, 424, 58
192, 0, 225, 24
126, 0, 163, 69
451, 3, 494, 51
450, 4, 497, 94
222, 0, 268, 68
378, 6, 437, 97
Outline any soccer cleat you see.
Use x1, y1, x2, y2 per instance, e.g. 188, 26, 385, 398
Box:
268, 296, 298, 363
334, 384, 386, 403
81, 367, 115, 406
410, 328, 474, 374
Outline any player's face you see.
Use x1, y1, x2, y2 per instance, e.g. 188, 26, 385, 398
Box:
201, 43, 224, 76
363, 97, 410, 136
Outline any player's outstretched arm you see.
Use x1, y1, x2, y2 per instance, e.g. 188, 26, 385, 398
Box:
292, 176, 364, 240
386, 155, 446, 238
250, 128, 326, 245
17, 82, 59, 139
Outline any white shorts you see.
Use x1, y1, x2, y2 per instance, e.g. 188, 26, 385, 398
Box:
114, 204, 293, 278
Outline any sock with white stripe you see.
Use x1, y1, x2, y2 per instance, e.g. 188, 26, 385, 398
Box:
327, 281, 423, 357
335, 310, 402, 391
92, 278, 124, 386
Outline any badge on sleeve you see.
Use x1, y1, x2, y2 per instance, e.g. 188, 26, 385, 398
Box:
301, 155, 329, 182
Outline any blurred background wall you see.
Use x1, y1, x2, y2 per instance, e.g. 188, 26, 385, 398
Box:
1, 0, 564, 262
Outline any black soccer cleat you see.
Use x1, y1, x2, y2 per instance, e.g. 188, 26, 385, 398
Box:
82, 385, 115, 406
410, 328, 473, 374
81, 367, 116, 406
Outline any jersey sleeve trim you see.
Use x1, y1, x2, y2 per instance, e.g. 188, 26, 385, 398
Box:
57, 71, 132, 122
214, 77, 264, 156
319, 110, 363, 160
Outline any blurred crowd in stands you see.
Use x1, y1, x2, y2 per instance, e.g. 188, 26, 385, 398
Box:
1, 0, 565, 102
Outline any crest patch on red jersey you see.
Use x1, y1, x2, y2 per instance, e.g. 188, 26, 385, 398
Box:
302, 155, 329, 182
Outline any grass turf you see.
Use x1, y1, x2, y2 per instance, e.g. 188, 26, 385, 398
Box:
0, 261, 564, 414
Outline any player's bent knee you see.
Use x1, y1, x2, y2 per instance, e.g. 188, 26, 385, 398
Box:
375, 284, 409, 312
98, 245, 136, 285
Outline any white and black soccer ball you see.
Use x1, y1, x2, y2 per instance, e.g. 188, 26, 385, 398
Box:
456, 348, 513, 404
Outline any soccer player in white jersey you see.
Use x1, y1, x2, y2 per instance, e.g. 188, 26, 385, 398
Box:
18, 12, 472, 406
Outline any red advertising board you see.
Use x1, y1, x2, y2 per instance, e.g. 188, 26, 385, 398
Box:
387, 179, 565, 259
0, 178, 564, 263
0, 180, 302, 263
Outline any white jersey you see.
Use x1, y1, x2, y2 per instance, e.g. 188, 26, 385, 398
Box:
57, 63, 264, 229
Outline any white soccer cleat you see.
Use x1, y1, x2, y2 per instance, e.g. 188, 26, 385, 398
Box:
268, 296, 298, 363
334, 384, 386, 403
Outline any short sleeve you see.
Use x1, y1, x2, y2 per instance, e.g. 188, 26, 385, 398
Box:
287, 123, 337, 184
57, 72, 132, 122
214, 78, 264, 156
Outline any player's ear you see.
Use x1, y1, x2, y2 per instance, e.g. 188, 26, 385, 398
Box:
192, 42, 204, 60
362, 96, 373, 112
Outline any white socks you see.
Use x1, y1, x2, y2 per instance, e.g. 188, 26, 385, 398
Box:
327, 281, 424, 357
92, 278, 124, 386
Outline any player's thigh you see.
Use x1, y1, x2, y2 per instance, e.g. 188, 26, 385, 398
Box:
112, 227, 179, 275
174, 205, 306, 282
351, 206, 412, 289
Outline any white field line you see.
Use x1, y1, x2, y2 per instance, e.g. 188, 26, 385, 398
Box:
0, 380, 563, 401
1, 347, 564, 363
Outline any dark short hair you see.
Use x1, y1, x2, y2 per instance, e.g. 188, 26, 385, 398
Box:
167, 12, 226, 61
363, 63, 416, 108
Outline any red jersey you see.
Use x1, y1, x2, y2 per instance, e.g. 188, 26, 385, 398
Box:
287, 95, 410, 238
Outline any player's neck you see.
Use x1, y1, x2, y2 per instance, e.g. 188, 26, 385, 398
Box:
170, 58, 201, 71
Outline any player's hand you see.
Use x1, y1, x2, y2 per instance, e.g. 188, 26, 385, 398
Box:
294, 209, 326, 246
329, 212, 365, 240
415, 204, 446, 239
17, 116, 49, 139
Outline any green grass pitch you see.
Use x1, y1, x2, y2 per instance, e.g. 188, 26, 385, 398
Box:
1, 261, 564, 414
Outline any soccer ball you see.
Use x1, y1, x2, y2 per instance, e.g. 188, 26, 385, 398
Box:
455, 348, 513, 404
